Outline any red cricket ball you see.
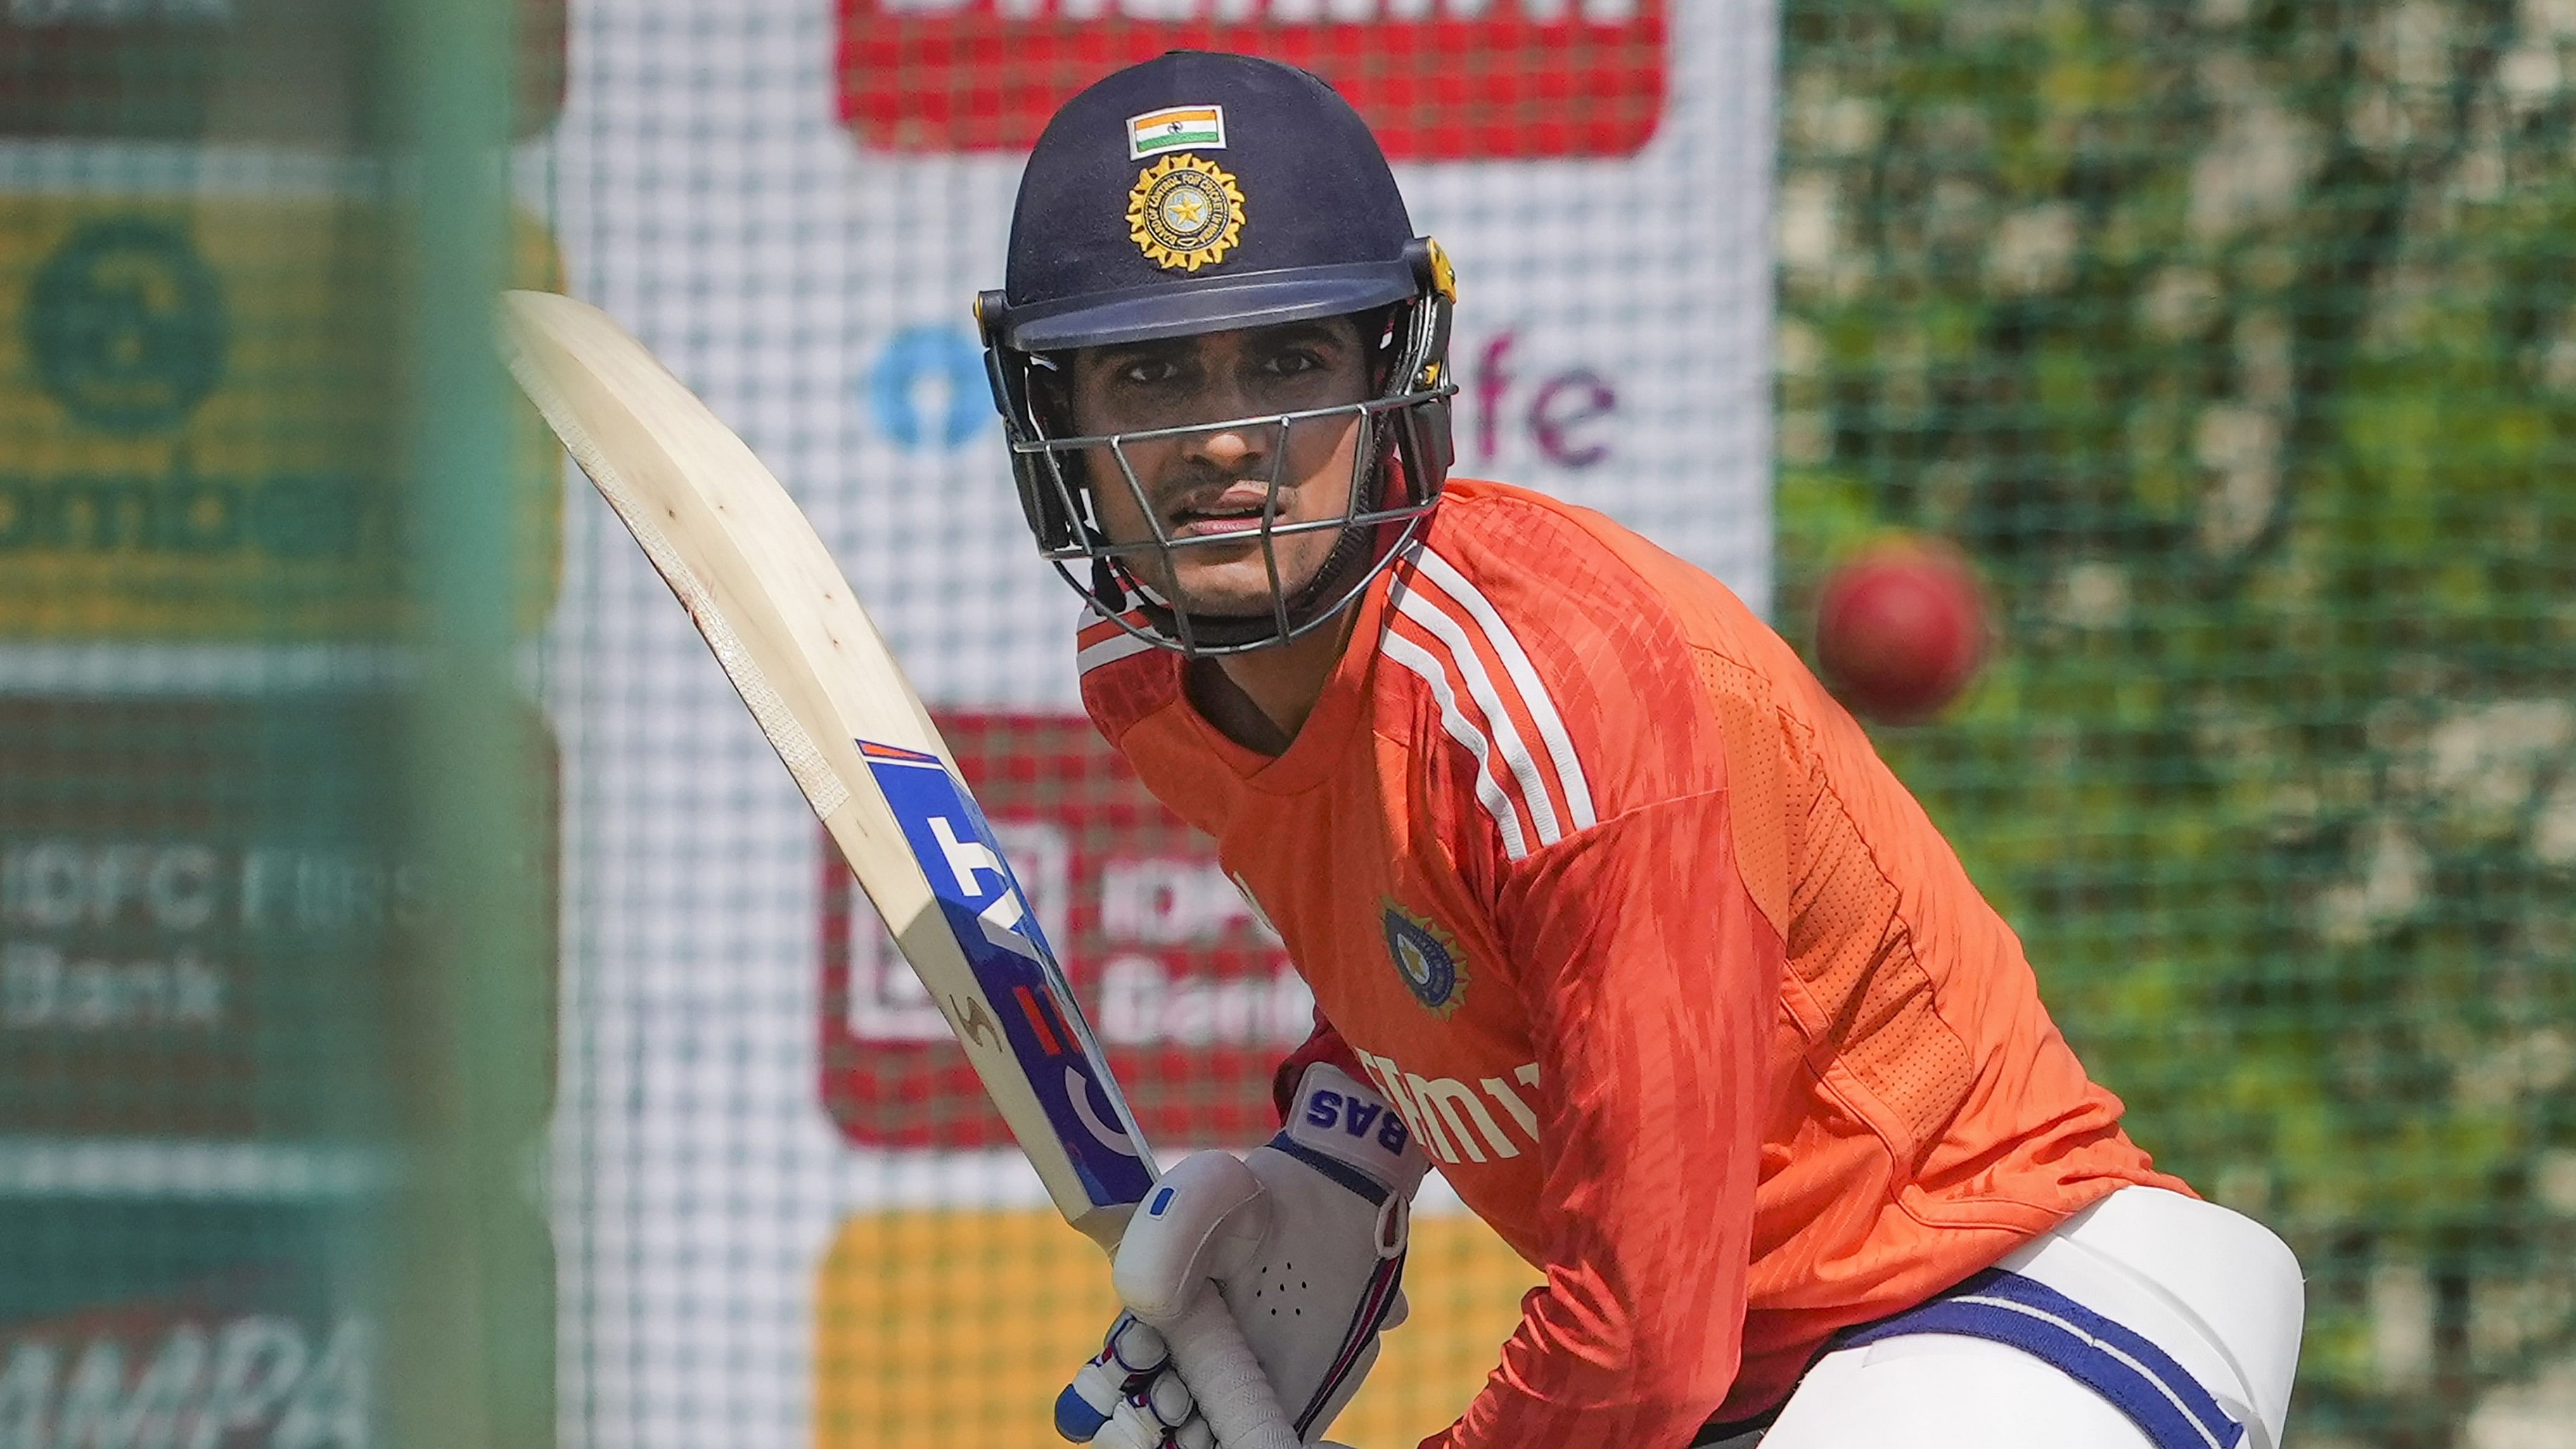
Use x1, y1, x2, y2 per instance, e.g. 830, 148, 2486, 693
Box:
1812, 537, 1990, 724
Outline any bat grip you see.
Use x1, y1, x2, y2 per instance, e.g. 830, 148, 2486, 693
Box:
1162, 1289, 1302, 1449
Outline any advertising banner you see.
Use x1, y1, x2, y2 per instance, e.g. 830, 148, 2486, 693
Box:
0, 200, 563, 639
0, 0, 564, 143
0, 693, 560, 1135
840, 0, 1667, 158
0, 1206, 376, 1449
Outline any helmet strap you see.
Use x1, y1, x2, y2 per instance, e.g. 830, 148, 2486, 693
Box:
1089, 556, 1131, 613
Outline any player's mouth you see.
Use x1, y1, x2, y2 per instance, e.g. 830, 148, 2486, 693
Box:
1165, 482, 1282, 539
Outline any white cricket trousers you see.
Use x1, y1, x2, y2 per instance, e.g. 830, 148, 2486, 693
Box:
1717, 1187, 2305, 1449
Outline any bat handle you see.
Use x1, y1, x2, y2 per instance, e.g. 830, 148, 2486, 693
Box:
1162, 1289, 1302, 1449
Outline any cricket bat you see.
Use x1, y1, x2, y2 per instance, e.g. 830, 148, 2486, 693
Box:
498, 291, 1296, 1449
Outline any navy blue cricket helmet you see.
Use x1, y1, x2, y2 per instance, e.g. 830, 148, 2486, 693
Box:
977, 50, 1458, 656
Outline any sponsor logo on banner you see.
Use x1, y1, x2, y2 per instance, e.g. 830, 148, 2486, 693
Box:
0, 696, 559, 1137
0, 0, 564, 141
823, 713, 1313, 1149
0, 200, 563, 639
0, 1195, 549, 1448
0, 1308, 377, 1448
838, 1, 1667, 159
0, 1198, 397, 1449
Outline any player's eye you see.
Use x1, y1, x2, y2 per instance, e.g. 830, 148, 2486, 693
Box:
1260, 349, 1325, 378
1117, 357, 1184, 387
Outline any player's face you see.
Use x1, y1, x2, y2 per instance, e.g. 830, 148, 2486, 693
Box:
1063, 317, 1372, 618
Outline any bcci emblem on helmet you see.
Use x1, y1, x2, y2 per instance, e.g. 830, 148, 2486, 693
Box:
1383, 901, 1469, 1016
1127, 155, 1245, 272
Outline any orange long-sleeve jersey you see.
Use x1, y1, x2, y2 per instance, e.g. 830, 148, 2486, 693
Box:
1077, 479, 2186, 1448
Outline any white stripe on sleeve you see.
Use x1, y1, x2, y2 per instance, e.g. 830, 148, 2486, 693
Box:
1390, 582, 1565, 848
1381, 630, 1533, 860
1414, 549, 1597, 831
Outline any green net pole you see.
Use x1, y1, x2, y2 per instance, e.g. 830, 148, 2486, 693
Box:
388, 0, 553, 1442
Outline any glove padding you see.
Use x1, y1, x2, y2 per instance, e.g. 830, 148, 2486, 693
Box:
1057, 1064, 1428, 1447
1061, 1316, 1213, 1449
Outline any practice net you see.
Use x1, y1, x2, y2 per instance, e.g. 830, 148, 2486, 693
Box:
1777, 3, 2576, 1445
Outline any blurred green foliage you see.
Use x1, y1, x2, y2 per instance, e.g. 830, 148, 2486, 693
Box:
1776, 1, 2576, 1442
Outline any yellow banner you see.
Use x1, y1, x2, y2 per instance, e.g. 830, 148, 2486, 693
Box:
817, 1207, 1539, 1448
0, 196, 562, 639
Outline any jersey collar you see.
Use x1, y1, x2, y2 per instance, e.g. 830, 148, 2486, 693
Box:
1177, 542, 1406, 796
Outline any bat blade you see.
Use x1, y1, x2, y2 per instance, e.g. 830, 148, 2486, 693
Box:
496, 288, 1153, 1245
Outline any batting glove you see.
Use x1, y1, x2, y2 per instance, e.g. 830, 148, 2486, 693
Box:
1056, 1064, 1428, 1448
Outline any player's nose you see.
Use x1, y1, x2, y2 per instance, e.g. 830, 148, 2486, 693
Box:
1182, 421, 1267, 475
1174, 384, 1274, 473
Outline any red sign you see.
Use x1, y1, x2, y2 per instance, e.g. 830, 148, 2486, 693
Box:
838, 1, 1667, 159
821, 713, 1308, 1150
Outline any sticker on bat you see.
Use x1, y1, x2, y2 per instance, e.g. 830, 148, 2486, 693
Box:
858, 740, 1155, 1206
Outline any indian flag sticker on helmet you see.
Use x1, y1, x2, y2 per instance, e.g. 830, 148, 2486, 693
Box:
1127, 105, 1226, 159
